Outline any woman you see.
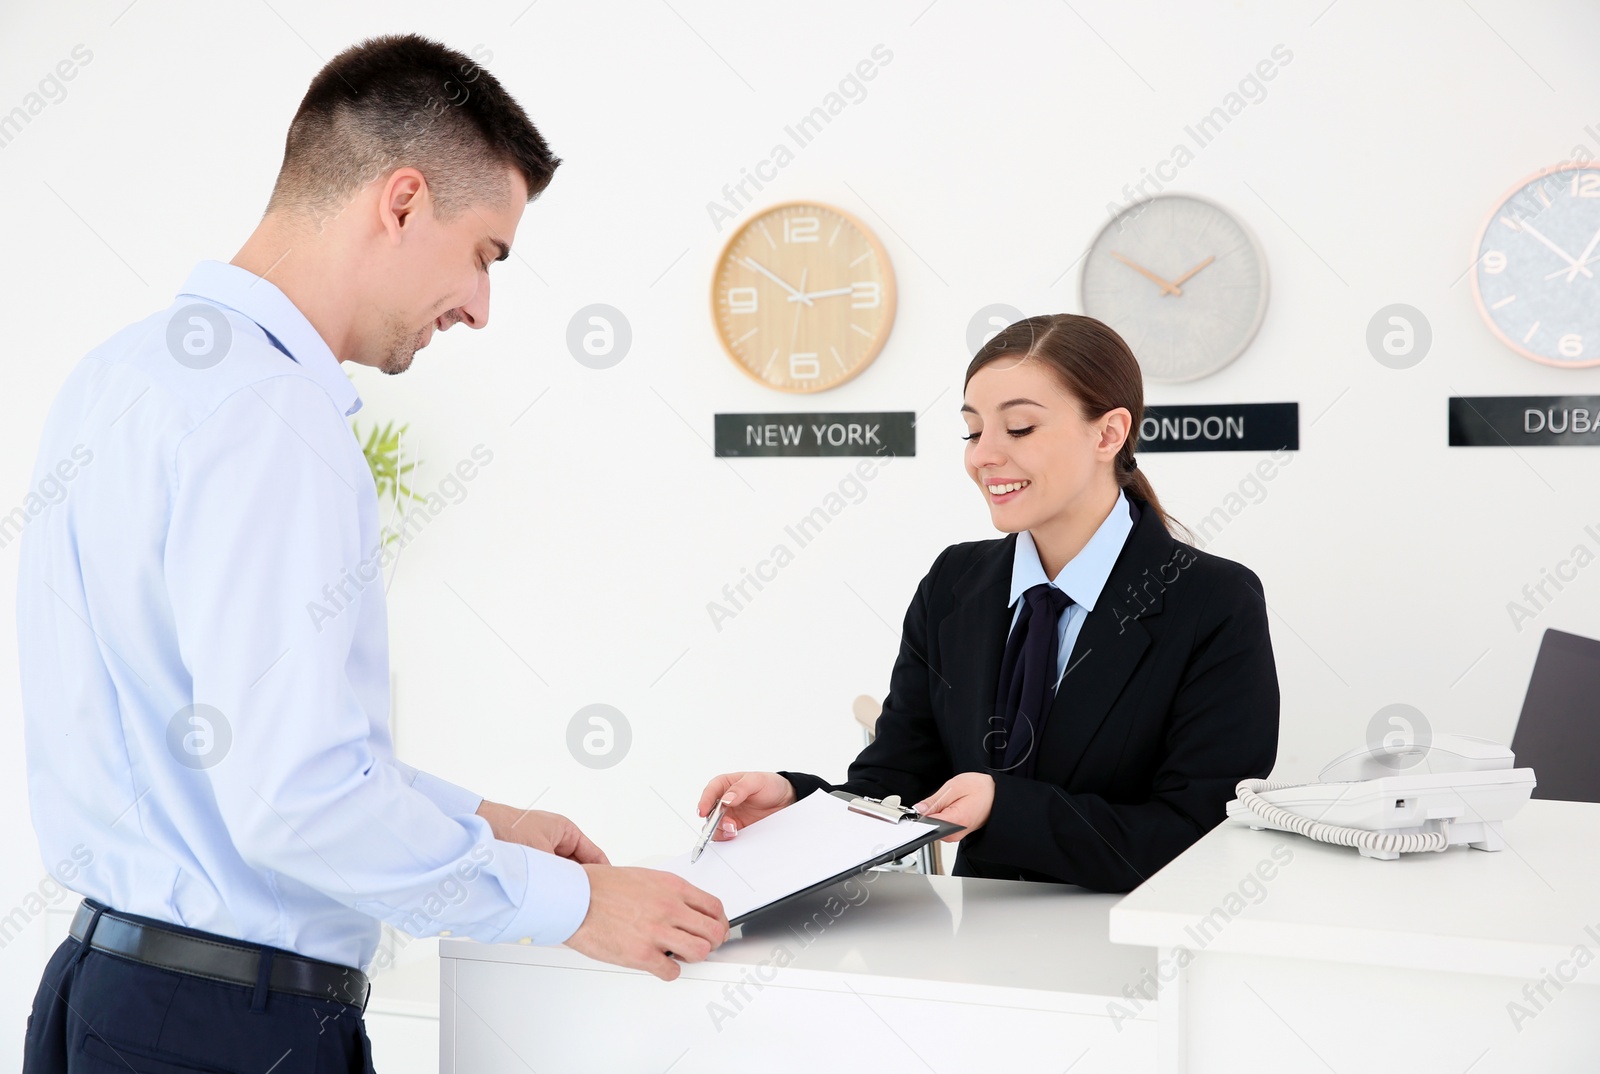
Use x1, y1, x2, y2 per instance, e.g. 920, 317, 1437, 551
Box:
698, 314, 1279, 892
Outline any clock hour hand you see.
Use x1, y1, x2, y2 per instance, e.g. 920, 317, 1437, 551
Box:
1165, 255, 1216, 295
741, 257, 813, 306
1560, 224, 1600, 282
1110, 252, 1183, 296
787, 286, 854, 303
1545, 257, 1600, 279
1517, 223, 1594, 279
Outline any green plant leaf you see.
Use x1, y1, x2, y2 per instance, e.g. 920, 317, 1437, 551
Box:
350, 418, 423, 547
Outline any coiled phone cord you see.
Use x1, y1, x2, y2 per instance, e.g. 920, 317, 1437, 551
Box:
1234, 779, 1452, 855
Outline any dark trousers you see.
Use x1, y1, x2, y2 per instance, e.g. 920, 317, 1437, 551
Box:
23, 930, 376, 1073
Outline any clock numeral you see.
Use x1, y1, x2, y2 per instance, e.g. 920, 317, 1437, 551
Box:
850, 281, 881, 310
1559, 333, 1585, 359
784, 217, 819, 243
789, 352, 821, 380
1481, 250, 1507, 274
1573, 173, 1600, 198
726, 287, 758, 314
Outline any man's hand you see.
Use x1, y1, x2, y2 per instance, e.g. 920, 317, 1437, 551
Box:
697, 772, 797, 841
565, 866, 729, 981
476, 800, 609, 865
914, 773, 994, 842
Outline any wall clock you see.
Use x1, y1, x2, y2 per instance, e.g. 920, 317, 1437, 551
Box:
1079, 193, 1270, 383
1472, 162, 1600, 368
711, 201, 896, 393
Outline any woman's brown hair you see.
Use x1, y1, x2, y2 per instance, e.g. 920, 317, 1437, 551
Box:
964, 313, 1188, 539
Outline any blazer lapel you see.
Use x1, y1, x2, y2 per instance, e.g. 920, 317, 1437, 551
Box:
1032, 502, 1174, 786
936, 535, 1014, 774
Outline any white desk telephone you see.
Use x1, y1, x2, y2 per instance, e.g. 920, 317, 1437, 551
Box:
1225, 733, 1537, 859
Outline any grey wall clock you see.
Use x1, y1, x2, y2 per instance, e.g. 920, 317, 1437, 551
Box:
1080, 193, 1270, 383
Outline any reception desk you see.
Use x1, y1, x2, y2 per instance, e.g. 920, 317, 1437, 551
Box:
439, 871, 1157, 1072
1109, 798, 1600, 1073
437, 801, 1598, 1072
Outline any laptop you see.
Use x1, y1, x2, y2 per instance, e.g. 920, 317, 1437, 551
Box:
1511, 628, 1600, 804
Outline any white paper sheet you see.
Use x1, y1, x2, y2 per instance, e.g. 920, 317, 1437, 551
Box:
659, 790, 938, 922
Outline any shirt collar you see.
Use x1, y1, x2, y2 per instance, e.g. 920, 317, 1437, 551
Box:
1009, 489, 1135, 612
176, 260, 363, 417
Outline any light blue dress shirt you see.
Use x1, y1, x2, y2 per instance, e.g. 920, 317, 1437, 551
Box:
16, 261, 589, 971
1007, 490, 1136, 686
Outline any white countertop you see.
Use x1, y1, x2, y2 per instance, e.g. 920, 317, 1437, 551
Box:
1109, 797, 1600, 979
444, 869, 1155, 1007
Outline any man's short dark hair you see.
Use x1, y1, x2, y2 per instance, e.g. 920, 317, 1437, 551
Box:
266, 33, 559, 221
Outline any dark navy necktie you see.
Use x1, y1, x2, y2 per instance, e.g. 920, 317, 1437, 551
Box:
991, 582, 1074, 778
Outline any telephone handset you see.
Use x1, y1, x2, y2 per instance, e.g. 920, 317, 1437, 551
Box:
1225, 733, 1537, 860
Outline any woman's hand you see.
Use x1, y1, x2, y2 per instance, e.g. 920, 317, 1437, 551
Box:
915, 773, 995, 842
697, 772, 797, 840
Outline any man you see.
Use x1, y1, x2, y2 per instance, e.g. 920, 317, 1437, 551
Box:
18, 33, 726, 1073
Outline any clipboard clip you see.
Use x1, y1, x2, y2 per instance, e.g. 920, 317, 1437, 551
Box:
845, 793, 922, 823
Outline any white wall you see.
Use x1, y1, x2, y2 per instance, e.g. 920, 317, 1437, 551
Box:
2, 0, 1598, 1060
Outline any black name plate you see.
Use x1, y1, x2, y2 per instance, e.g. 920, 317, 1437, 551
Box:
715, 412, 915, 457
1450, 396, 1600, 446
1136, 403, 1299, 453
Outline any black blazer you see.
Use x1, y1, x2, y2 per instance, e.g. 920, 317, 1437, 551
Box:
781, 494, 1279, 893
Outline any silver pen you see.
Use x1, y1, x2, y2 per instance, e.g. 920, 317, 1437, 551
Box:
691, 798, 729, 863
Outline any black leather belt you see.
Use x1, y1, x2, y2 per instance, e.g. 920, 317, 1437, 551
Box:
69, 900, 369, 1010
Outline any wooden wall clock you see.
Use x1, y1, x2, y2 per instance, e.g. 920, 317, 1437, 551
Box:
1471, 162, 1600, 368
711, 201, 897, 393
1079, 193, 1270, 383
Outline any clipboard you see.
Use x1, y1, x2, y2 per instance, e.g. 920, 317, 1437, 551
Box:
722, 791, 964, 927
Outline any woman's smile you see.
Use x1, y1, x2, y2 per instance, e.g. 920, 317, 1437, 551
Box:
985, 478, 1032, 503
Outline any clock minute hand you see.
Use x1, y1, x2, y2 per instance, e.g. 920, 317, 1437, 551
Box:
741, 257, 814, 306
1517, 223, 1594, 279
1110, 252, 1183, 296
787, 286, 854, 303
